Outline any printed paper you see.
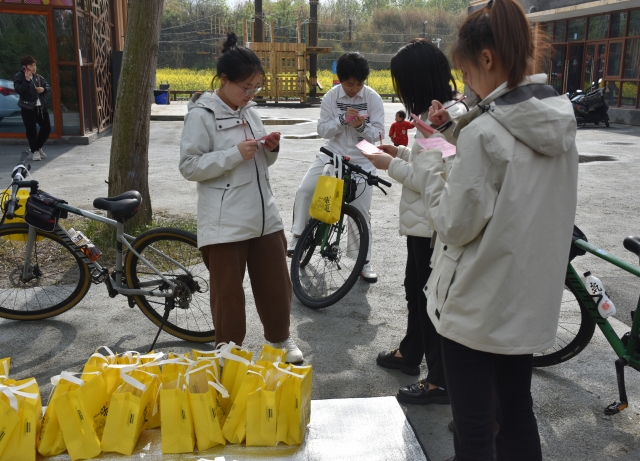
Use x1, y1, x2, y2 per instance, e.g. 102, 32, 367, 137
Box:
410, 113, 435, 134
356, 140, 383, 155
416, 137, 457, 158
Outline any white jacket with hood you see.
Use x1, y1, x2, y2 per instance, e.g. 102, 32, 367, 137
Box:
388, 102, 466, 238
179, 92, 284, 248
413, 74, 579, 355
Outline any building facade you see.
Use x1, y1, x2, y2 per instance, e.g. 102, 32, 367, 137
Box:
0, 0, 127, 140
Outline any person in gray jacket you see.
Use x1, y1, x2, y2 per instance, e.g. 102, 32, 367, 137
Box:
179, 32, 303, 364
364, 0, 579, 458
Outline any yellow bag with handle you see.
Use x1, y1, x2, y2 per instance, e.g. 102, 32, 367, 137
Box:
0, 358, 9, 381
37, 372, 83, 457
275, 364, 312, 445
219, 343, 252, 413
161, 353, 192, 377
101, 369, 159, 456
257, 344, 286, 364
246, 387, 277, 446
309, 154, 344, 224
0, 378, 41, 461
138, 352, 164, 430
82, 346, 121, 395
221, 370, 264, 444
160, 372, 195, 454
54, 371, 108, 461
186, 365, 228, 451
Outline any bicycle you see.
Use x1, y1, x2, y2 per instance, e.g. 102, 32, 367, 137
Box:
290, 146, 391, 309
532, 227, 640, 415
0, 152, 212, 350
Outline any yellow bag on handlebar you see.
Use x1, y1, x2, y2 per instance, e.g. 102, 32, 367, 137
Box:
309, 154, 344, 225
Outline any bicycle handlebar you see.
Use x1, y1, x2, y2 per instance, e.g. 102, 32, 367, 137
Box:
319, 147, 393, 188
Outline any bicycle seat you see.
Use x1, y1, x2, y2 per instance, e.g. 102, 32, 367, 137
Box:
93, 190, 142, 222
623, 236, 640, 258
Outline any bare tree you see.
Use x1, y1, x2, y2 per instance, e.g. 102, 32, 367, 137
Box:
108, 0, 165, 227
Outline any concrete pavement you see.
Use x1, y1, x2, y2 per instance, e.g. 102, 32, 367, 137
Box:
0, 101, 639, 460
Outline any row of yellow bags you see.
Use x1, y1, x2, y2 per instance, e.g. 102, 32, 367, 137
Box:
0, 342, 312, 461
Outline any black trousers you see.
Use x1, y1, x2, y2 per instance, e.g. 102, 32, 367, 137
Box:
441, 336, 542, 461
21, 106, 51, 153
398, 236, 445, 387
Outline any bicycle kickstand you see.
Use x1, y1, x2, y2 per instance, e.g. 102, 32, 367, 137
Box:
604, 358, 629, 415
148, 297, 175, 353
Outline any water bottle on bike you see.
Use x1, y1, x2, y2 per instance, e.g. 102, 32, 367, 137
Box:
583, 271, 616, 318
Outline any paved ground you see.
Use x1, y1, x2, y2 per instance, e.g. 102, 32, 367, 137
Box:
1, 102, 640, 460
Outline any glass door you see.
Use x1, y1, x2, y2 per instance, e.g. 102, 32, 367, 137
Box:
566, 44, 584, 95
0, 12, 57, 136
550, 45, 567, 94
584, 42, 607, 90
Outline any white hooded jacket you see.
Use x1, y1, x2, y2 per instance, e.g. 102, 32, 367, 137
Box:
179, 92, 284, 248
413, 74, 579, 355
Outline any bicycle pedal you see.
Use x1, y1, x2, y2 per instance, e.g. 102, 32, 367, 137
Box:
104, 273, 118, 298
604, 401, 628, 415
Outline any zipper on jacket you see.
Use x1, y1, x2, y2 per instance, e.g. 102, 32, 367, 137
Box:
243, 116, 266, 237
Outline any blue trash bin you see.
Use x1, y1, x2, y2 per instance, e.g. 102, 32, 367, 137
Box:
154, 90, 169, 105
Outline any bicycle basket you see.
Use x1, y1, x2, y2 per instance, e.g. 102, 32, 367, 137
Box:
569, 225, 588, 262
24, 191, 67, 232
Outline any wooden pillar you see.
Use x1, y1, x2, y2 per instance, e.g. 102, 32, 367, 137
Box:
255, 0, 263, 42
308, 0, 319, 102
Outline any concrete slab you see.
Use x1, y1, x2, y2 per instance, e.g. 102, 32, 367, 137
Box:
1, 103, 640, 460
39, 396, 427, 461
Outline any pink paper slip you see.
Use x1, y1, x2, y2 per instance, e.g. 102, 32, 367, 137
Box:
410, 113, 435, 134
416, 137, 457, 158
356, 140, 383, 154
345, 113, 368, 123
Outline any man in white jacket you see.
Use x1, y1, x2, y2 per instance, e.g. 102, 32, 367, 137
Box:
288, 52, 384, 282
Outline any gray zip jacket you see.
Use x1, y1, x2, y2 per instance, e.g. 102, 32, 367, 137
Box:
413, 74, 579, 355
179, 92, 283, 248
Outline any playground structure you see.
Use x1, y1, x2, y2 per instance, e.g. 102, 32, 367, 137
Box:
243, 19, 331, 103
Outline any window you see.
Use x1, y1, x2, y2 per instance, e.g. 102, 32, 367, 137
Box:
54, 9, 75, 63
588, 14, 610, 40
605, 81, 620, 106
554, 21, 566, 42
623, 38, 640, 78
606, 42, 623, 76
629, 10, 640, 36
620, 82, 638, 107
544, 22, 554, 39
568, 18, 586, 41
610, 12, 627, 38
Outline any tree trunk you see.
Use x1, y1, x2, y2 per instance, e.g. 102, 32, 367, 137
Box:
108, 0, 164, 228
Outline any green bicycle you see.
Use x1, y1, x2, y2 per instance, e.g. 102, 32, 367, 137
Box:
533, 227, 640, 415
290, 147, 391, 309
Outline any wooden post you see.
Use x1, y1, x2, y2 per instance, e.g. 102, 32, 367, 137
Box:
243, 19, 248, 44
297, 20, 302, 43
308, 0, 319, 103
255, 0, 263, 42
270, 22, 274, 43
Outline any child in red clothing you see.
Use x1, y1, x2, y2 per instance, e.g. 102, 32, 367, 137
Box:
389, 110, 414, 146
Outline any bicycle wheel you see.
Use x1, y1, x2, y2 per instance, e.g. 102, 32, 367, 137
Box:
533, 281, 596, 367
291, 204, 369, 309
0, 223, 90, 320
125, 227, 214, 343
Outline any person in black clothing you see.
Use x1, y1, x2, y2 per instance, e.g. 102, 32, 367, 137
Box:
14, 55, 51, 161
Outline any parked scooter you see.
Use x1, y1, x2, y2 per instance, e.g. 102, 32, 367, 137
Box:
566, 79, 610, 127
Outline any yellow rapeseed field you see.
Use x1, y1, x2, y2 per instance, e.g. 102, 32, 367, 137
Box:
157, 68, 464, 95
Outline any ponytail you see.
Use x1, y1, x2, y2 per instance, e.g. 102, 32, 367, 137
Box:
211, 32, 263, 89
452, 0, 534, 88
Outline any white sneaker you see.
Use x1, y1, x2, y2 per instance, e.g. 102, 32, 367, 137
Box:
38, 148, 47, 158
361, 261, 377, 283
32, 151, 41, 161
287, 235, 299, 257
270, 337, 304, 364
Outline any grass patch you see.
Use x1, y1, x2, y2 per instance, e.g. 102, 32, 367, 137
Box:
59, 214, 198, 268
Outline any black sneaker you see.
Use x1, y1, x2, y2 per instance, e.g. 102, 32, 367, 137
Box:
396, 379, 450, 405
376, 349, 420, 376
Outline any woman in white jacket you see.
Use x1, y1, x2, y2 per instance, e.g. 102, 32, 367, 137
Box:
374, 39, 465, 405
179, 33, 303, 363
365, 0, 579, 458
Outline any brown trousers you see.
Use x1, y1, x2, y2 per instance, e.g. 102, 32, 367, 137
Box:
200, 230, 291, 345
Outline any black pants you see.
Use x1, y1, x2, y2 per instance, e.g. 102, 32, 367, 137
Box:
21, 107, 51, 153
398, 236, 445, 387
441, 336, 542, 461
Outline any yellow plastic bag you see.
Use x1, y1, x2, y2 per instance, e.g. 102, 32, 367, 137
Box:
55, 371, 109, 461
221, 371, 264, 444
101, 369, 159, 456
82, 347, 120, 395
186, 365, 228, 451
246, 387, 277, 446
0, 358, 9, 381
138, 353, 164, 430
276, 364, 313, 445
219, 344, 252, 414
37, 372, 83, 457
161, 353, 192, 377
0, 397, 19, 459
258, 344, 286, 364
160, 373, 195, 454
309, 174, 344, 224
0, 378, 41, 461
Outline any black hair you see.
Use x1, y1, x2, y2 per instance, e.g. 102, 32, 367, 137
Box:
20, 55, 36, 67
336, 52, 370, 83
390, 39, 456, 116
211, 32, 263, 89
396, 110, 406, 119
